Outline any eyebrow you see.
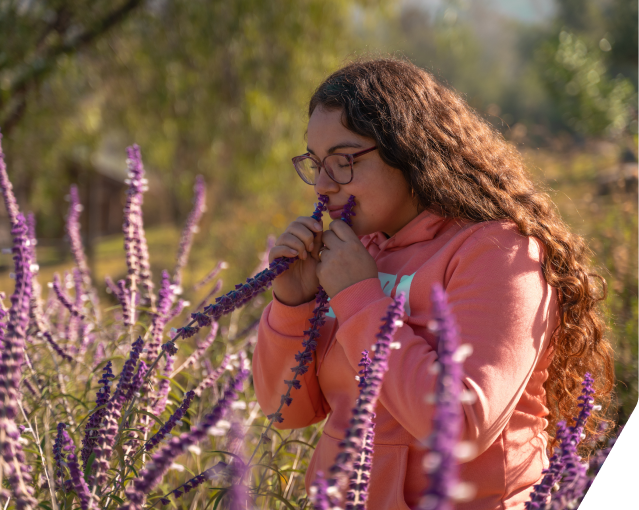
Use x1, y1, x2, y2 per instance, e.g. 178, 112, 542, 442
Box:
306, 141, 364, 156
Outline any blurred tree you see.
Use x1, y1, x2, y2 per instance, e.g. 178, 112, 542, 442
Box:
0, 0, 143, 135
1, 0, 385, 265
537, 31, 636, 138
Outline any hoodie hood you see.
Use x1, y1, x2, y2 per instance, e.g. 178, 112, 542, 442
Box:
359, 209, 453, 258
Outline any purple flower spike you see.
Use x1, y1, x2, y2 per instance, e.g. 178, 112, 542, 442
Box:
0, 132, 21, 226
161, 463, 228, 505
172, 322, 219, 377
323, 293, 405, 504
146, 270, 175, 364
153, 353, 175, 417
419, 283, 467, 510
266, 287, 330, 424
0, 213, 38, 508
66, 185, 93, 291
52, 272, 84, 319
309, 470, 340, 510
123, 144, 154, 313
340, 195, 357, 226
196, 195, 332, 328
173, 175, 206, 290
146, 390, 195, 451
67, 451, 96, 510
526, 373, 596, 510
90, 337, 145, 486
81, 361, 115, 468
53, 422, 74, 485
312, 194, 330, 222
194, 355, 230, 397
120, 369, 250, 510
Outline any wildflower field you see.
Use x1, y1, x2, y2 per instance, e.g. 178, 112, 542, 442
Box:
0, 135, 635, 510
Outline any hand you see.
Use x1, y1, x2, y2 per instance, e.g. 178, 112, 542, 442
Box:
316, 220, 378, 298
269, 216, 325, 306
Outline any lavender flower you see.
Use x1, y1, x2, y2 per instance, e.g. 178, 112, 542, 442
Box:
193, 354, 231, 397
146, 270, 175, 364
146, 390, 195, 451
193, 260, 227, 290
171, 322, 219, 377
53, 422, 74, 485
309, 470, 340, 510
52, 272, 84, 319
345, 350, 374, 509
191, 195, 331, 336
116, 279, 133, 327
419, 283, 474, 510
340, 195, 357, 226
66, 185, 92, 290
125, 360, 148, 402
158, 463, 228, 506
105, 275, 120, 297
0, 214, 38, 508
526, 373, 596, 510
0, 132, 20, 226
90, 337, 145, 486
267, 288, 330, 424
119, 369, 249, 510
173, 175, 206, 290
81, 361, 115, 467
322, 294, 405, 503
153, 353, 175, 417
67, 451, 96, 510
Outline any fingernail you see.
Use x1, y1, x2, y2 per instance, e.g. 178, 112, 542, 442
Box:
313, 222, 322, 231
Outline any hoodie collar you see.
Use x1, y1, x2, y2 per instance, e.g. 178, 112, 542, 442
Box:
360, 209, 450, 257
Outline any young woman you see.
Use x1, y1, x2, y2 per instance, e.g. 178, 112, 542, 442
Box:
252, 58, 614, 509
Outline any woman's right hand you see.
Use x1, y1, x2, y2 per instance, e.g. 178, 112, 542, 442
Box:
269, 216, 324, 306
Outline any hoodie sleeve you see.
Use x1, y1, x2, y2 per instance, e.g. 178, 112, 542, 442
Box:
253, 294, 332, 429
328, 224, 557, 455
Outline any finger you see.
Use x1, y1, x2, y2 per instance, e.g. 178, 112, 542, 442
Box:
287, 220, 320, 253
320, 229, 340, 250
295, 215, 324, 234
309, 231, 324, 261
328, 219, 358, 241
269, 245, 300, 263
276, 232, 309, 260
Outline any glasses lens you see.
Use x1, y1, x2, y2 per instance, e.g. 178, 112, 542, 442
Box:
295, 157, 320, 184
325, 155, 352, 184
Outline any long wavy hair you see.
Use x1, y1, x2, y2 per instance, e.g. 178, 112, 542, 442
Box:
309, 57, 615, 447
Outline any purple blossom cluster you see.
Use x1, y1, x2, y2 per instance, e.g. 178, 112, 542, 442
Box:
54, 423, 96, 509
326, 294, 405, 508
173, 175, 206, 291
419, 283, 470, 510
66, 185, 93, 292
81, 361, 115, 467
146, 390, 195, 451
53, 422, 74, 485
159, 462, 228, 506
0, 213, 38, 508
91, 337, 145, 486
51, 272, 84, 319
526, 373, 596, 510
123, 144, 154, 316
340, 195, 357, 226
193, 354, 231, 397
267, 288, 330, 425
119, 368, 250, 510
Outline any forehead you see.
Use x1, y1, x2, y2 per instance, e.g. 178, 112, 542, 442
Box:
307, 107, 371, 151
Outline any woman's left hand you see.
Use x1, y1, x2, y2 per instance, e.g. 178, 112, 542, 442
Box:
316, 220, 379, 298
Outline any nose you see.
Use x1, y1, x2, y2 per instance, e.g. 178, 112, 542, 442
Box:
314, 164, 339, 196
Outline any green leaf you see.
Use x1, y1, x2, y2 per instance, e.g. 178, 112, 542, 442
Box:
84, 452, 95, 482
133, 409, 165, 428
259, 491, 297, 510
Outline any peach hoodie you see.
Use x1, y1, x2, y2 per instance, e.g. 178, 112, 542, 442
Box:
253, 210, 558, 510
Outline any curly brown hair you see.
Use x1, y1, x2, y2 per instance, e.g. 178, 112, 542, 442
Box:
309, 57, 616, 447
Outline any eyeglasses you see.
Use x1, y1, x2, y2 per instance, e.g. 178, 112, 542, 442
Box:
291, 146, 378, 185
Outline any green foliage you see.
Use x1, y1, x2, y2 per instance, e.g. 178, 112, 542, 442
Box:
537, 31, 636, 138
